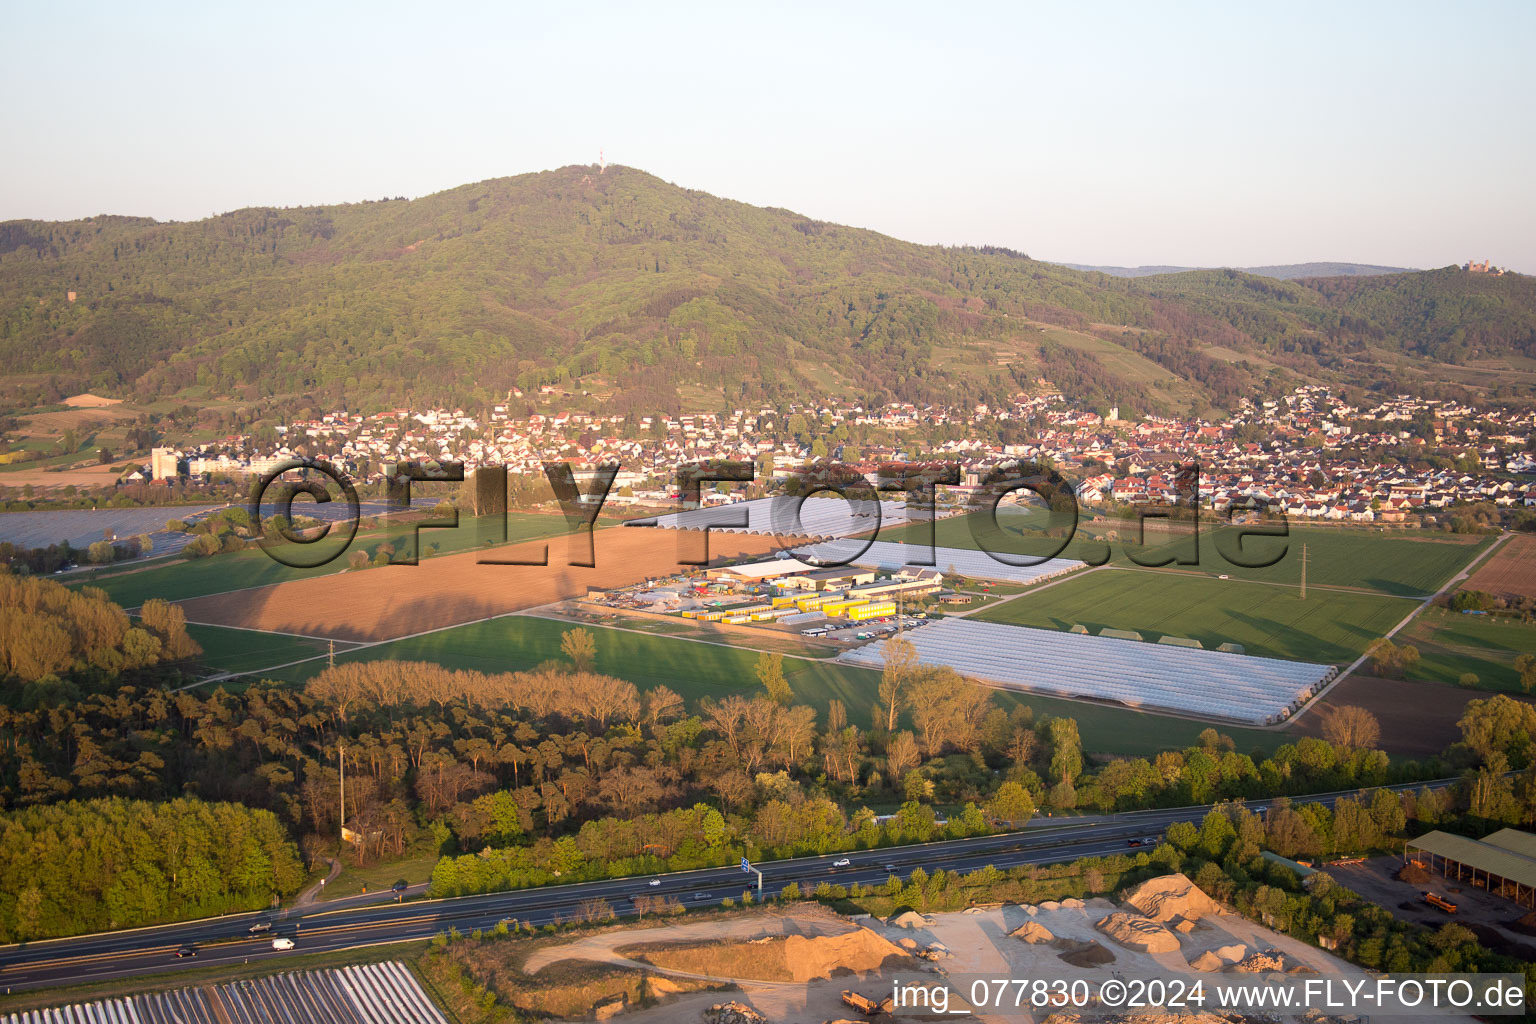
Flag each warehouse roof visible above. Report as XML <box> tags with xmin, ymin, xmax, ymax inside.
<box><xmin>1406</xmin><ymin>829</ymin><xmax>1536</xmax><ymax>890</ymax></box>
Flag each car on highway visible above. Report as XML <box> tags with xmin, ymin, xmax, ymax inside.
<box><xmin>173</xmin><ymin>946</ymin><xmax>197</xmax><ymax>958</ymax></box>
<box><xmin>1144</xmin><ymin>836</ymin><xmax>1161</xmax><ymax>845</ymax></box>
<box><xmin>832</xmin><ymin>857</ymin><xmax>852</xmax><ymax>868</ymax></box>
<box><xmin>392</xmin><ymin>880</ymin><xmax>409</xmax><ymax>893</ymax></box>
<box><xmin>883</xmin><ymin>863</ymin><xmax>899</xmax><ymax>873</ymax></box>
<box><xmin>692</xmin><ymin>891</ymin><xmax>712</xmax><ymax>901</ymax></box>
<box><xmin>271</xmin><ymin>937</ymin><xmax>295</xmax><ymax>951</ymax></box>
<box><xmin>1126</xmin><ymin>838</ymin><xmax>1143</xmax><ymax>847</ymax></box>
<box><xmin>648</xmin><ymin>878</ymin><xmax>662</xmax><ymax>886</ymax></box>
<box><xmin>248</xmin><ymin>921</ymin><xmax>271</xmax><ymax>933</ymax></box>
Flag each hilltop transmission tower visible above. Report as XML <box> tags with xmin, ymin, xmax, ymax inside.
<box><xmin>599</xmin><ymin>148</ymin><xmax>606</xmax><ymax>174</ymax></box>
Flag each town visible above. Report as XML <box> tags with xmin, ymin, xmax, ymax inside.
<box><xmin>138</xmin><ymin>385</ymin><xmax>1536</xmax><ymax>524</ymax></box>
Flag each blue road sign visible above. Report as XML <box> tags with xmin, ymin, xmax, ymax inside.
<box><xmin>741</xmin><ymin>857</ymin><xmax>750</xmax><ymax>872</ymax></box>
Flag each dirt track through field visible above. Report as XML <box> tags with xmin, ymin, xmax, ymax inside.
<box><xmin>1463</xmin><ymin>533</ymin><xmax>1536</xmax><ymax>600</ymax></box>
<box><xmin>177</xmin><ymin>527</ymin><xmax>798</xmax><ymax>642</ymax></box>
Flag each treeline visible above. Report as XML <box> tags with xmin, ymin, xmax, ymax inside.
<box><xmin>0</xmin><ymin>796</ymin><xmax>303</xmax><ymax>941</ymax></box>
<box><xmin>0</xmin><ymin>575</ymin><xmax>199</xmax><ymax>693</ymax></box>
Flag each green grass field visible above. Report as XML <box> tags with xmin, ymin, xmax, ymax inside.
<box><xmin>262</xmin><ymin>614</ymin><xmax>1277</xmax><ymax>757</ymax></box>
<box><xmin>183</xmin><ymin>623</ymin><xmax>338</xmax><ymax>675</ymax></box>
<box><xmin>973</xmin><ymin>567</ymin><xmax>1413</xmax><ymax>664</ymax></box>
<box><xmin>877</xmin><ymin>512</ymin><xmax>1487</xmax><ymax>598</ymax></box>
<box><xmin>77</xmin><ymin>511</ymin><xmax>588</xmax><ymax>608</ymax></box>
<box><xmin>1399</xmin><ymin>607</ymin><xmax>1536</xmax><ymax>692</ymax></box>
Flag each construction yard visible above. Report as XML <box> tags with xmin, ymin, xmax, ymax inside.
<box><xmin>418</xmin><ymin>874</ymin><xmax>1459</xmax><ymax>1024</ymax></box>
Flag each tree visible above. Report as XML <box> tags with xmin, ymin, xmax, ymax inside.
<box><xmin>878</xmin><ymin>636</ymin><xmax>917</xmax><ymax>733</ymax></box>
<box><xmin>1046</xmin><ymin>717</ymin><xmax>1083</xmax><ymax>784</ymax></box>
<box><xmin>560</xmin><ymin>628</ymin><xmax>596</xmax><ymax>673</ymax></box>
<box><xmin>885</xmin><ymin>731</ymin><xmax>920</xmax><ymax>779</ymax></box>
<box><xmin>1458</xmin><ymin>673</ymin><xmax>1480</xmax><ymax>689</ymax></box>
<box><xmin>1320</xmin><ymin>705</ymin><xmax>1381</xmax><ymax>750</ymax></box>
<box><xmin>755</xmin><ymin>652</ymin><xmax>791</xmax><ymax>704</ymax></box>
<box><xmin>1516</xmin><ymin>653</ymin><xmax>1536</xmax><ymax>694</ymax></box>
<box><xmin>987</xmin><ymin>780</ymin><xmax>1035</xmax><ymax>824</ymax></box>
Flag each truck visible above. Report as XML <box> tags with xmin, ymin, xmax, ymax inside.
<box><xmin>1423</xmin><ymin>892</ymin><xmax>1458</xmax><ymax>914</ymax></box>
<box><xmin>840</xmin><ymin>990</ymin><xmax>893</xmax><ymax>1016</ymax></box>
<box><xmin>271</xmin><ymin>936</ymin><xmax>295</xmax><ymax>950</ymax></box>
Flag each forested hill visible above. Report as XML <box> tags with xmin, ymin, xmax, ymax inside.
<box><xmin>1</xmin><ymin>165</ymin><xmax>1532</xmax><ymax>417</ymax></box>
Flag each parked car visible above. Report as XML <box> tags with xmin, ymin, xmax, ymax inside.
<box><xmin>271</xmin><ymin>937</ymin><xmax>295</xmax><ymax>951</ymax></box>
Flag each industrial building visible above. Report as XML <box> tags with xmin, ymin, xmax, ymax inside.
<box><xmin>1403</xmin><ymin>828</ymin><xmax>1536</xmax><ymax>909</ymax></box>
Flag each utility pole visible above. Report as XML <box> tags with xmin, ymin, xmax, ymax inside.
<box><xmin>1300</xmin><ymin>543</ymin><xmax>1308</xmax><ymax>601</ymax></box>
<box><xmin>327</xmin><ymin>639</ymin><xmax>335</xmax><ymax>671</ymax></box>
<box><xmin>338</xmin><ymin>746</ymin><xmax>346</xmax><ymax>847</ymax></box>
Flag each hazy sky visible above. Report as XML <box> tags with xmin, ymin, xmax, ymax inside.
<box><xmin>4</xmin><ymin>1</ymin><xmax>1533</xmax><ymax>271</ymax></box>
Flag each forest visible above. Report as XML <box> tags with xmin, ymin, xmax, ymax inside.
<box><xmin>3</xmin><ymin>166</ymin><xmax>1532</xmax><ymax>418</ymax></box>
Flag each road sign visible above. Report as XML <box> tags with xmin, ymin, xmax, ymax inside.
<box><xmin>741</xmin><ymin>857</ymin><xmax>750</xmax><ymax>872</ymax></box>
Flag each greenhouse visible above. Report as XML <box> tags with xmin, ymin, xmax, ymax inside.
<box><xmin>839</xmin><ymin>617</ymin><xmax>1335</xmax><ymax>725</ymax></box>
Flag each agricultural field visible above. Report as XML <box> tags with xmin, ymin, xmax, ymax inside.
<box><xmin>1397</xmin><ymin>606</ymin><xmax>1536</xmax><ymax>692</ymax></box>
<box><xmin>972</xmin><ymin>566</ymin><xmax>1414</xmax><ymax>665</ymax></box>
<box><xmin>182</xmin><ymin>623</ymin><xmax>342</xmax><ymax>677</ymax></box>
<box><xmin>175</xmin><ymin>528</ymin><xmax>790</xmax><ymax>642</ymax></box>
<box><xmin>264</xmin><ymin>614</ymin><xmax>1277</xmax><ymax>757</ymax></box>
<box><xmin>1461</xmin><ymin>533</ymin><xmax>1536</xmax><ymax>600</ymax></box>
<box><xmin>877</xmin><ymin>512</ymin><xmax>1488</xmax><ymax>598</ymax></box>
<box><xmin>74</xmin><ymin>510</ymin><xmax>589</xmax><ymax>609</ymax></box>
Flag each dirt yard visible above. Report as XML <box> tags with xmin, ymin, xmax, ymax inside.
<box><xmin>1462</xmin><ymin>534</ymin><xmax>1536</xmax><ymax>600</ymax></box>
<box><xmin>1322</xmin><ymin>856</ymin><xmax>1536</xmax><ymax>962</ymax></box>
<box><xmin>1289</xmin><ymin>674</ymin><xmax>1536</xmax><ymax>757</ymax></box>
<box><xmin>512</xmin><ymin>876</ymin><xmax>1468</xmax><ymax>1024</ymax></box>
<box><xmin>177</xmin><ymin>527</ymin><xmax>799</xmax><ymax>642</ymax></box>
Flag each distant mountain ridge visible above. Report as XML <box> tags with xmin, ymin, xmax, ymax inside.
<box><xmin>1056</xmin><ymin>262</ymin><xmax>1414</xmax><ymax>280</ymax></box>
<box><xmin>1</xmin><ymin>166</ymin><xmax>1532</xmax><ymax>419</ymax></box>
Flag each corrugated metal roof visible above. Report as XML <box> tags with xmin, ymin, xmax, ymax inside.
<box><xmin>1482</xmin><ymin>828</ymin><xmax>1536</xmax><ymax>862</ymax></box>
<box><xmin>1407</xmin><ymin>830</ymin><xmax>1536</xmax><ymax>889</ymax></box>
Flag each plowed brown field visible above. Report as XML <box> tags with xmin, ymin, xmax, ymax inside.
<box><xmin>1462</xmin><ymin>534</ymin><xmax>1536</xmax><ymax>600</ymax></box>
<box><xmin>177</xmin><ymin>527</ymin><xmax>796</xmax><ymax>642</ymax></box>
<box><xmin>1293</xmin><ymin>673</ymin><xmax>1536</xmax><ymax>757</ymax></box>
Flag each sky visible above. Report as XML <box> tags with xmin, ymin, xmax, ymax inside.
<box><xmin>3</xmin><ymin>1</ymin><xmax>1533</xmax><ymax>271</ymax></box>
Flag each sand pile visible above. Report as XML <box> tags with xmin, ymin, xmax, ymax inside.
<box><xmin>1396</xmin><ymin>861</ymin><xmax>1432</xmax><ymax>885</ymax></box>
<box><xmin>1011</xmin><ymin>921</ymin><xmax>1056</xmax><ymax>944</ymax></box>
<box><xmin>1188</xmin><ymin>950</ymin><xmax>1225</xmax><ymax>972</ymax></box>
<box><xmin>1058</xmin><ymin>940</ymin><xmax>1116</xmax><ymax>967</ymax></box>
<box><xmin>1060</xmin><ymin>897</ymin><xmax>1086</xmax><ymax>909</ymax></box>
<box><xmin>888</xmin><ymin>910</ymin><xmax>928</xmax><ymax>929</ymax></box>
<box><xmin>783</xmin><ymin>929</ymin><xmax>912</xmax><ymax>982</ymax></box>
<box><xmin>1121</xmin><ymin>873</ymin><xmax>1222</xmax><ymax>922</ymax></box>
<box><xmin>1096</xmin><ymin>912</ymin><xmax>1180</xmax><ymax>953</ymax></box>
<box><xmin>1214</xmin><ymin>943</ymin><xmax>1247</xmax><ymax>963</ymax></box>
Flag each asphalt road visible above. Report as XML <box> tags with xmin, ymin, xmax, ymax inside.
<box><xmin>0</xmin><ymin>778</ymin><xmax>1454</xmax><ymax>995</ymax></box>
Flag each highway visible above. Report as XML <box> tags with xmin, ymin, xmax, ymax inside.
<box><xmin>0</xmin><ymin>778</ymin><xmax>1453</xmax><ymax>995</ymax></box>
